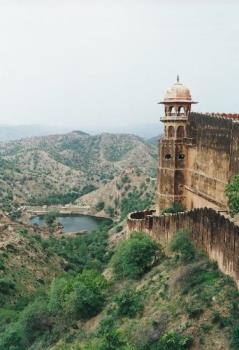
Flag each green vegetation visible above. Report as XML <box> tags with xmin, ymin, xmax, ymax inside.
<box><xmin>170</xmin><ymin>230</ymin><xmax>196</xmax><ymax>262</ymax></box>
<box><xmin>225</xmin><ymin>175</ymin><xmax>239</xmax><ymax>215</ymax></box>
<box><xmin>96</xmin><ymin>201</ymin><xmax>105</xmax><ymax>211</ymax></box>
<box><xmin>49</xmin><ymin>270</ymin><xmax>108</xmax><ymax>321</ymax></box>
<box><xmin>42</xmin><ymin>224</ymin><xmax>111</xmax><ymax>273</ymax></box>
<box><xmin>162</xmin><ymin>202</ymin><xmax>185</xmax><ymax>214</ymax></box>
<box><xmin>115</xmin><ymin>288</ymin><xmax>144</xmax><ymax>318</ymax></box>
<box><xmin>44</xmin><ymin>210</ymin><xmax>59</xmax><ymax>226</ymax></box>
<box><xmin>154</xmin><ymin>332</ymin><xmax>192</xmax><ymax>350</ymax></box>
<box><xmin>0</xmin><ymin>224</ymin><xmax>238</xmax><ymax>350</ymax></box>
<box><xmin>120</xmin><ymin>189</ymin><xmax>154</xmax><ymax>219</ymax></box>
<box><xmin>111</xmin><ymin>232</ymin><xmax>162</xmax><ymax>279</ymax></box>
<box><xmin>28</xmin><ymin>185</ymin><xmax>97</xmax><ymax>206</ymax></box>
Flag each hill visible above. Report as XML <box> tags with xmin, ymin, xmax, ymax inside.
<box><xmin>0</xmin><ymin>124</ymin><xmax>70</xmax><ymax>142</ymax></box>
<box><xmin>0</xmin><ymin>224</ymin><xmax>238</xmax><ymax>350</ymax></box>
<box><xmin>0</xmin><ymin>131</ymin><xmax>157</xmax><ymax>217</ymax></box>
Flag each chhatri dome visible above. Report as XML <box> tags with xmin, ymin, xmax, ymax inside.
<box><xmin>162</xmin><ymin>75</ymin><xmax>195</xmax><ymax>103</ymax></box>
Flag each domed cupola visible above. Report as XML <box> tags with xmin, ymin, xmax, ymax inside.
<box><xmin>159</xmin><ymin>76</ymin><xmax>197</xmax><ymax>117</ymax></box>
<box><xmin>164</xmin><ymin>76</ymin><xmax>192</xmax><ymax>102</ymax></box>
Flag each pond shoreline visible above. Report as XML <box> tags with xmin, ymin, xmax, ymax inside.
<box><xmin>27</xmin><ymin>210</ymin><xmax>113</xmax><ymax>234</ymax></box>
<box><xmin>22</xmin><ymin>205</ymin><xmax>113</xmax><ymax>221</ymax></box>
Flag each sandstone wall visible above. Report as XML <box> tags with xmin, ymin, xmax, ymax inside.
<box><xmin>185</xmin><ymin>114</ymin><xmax>239</xmax><ymax>210</ymax></box>
<box><xmin>127</xmin><ymin>208</ymin><xmax>239</xmax><ymax>288</ymax></box>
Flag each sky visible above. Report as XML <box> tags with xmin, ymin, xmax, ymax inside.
<box><xmin>0</xmin><ymin>0</ymin><xmax>238</xmax><ymax>132</ymax></box>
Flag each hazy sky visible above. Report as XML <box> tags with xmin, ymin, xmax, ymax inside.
<box><xmin>0</xmin><ymin>0</ymin><xmax>238</xmax><ymax>131</ymax></box>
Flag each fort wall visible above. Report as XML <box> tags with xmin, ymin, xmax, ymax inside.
<box><xmin>127</xmin><ymin>208</ymin><xmax>239</xmax><ymax>288</ymax></box>
<box><xmin>184</xmin><ymin>113</ymin><xmax>239</xmax><ymax>210</ymax></box>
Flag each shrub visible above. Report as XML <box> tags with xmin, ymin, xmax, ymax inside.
<box><xmin>0</xmin><ymin>278</ymin><xmax>16</xmax><ymax>295</ymax></box>
<box><xmin>115</xmin><ymin>288</ymin><xmax>143</xmax><ymax>318</ymax></box>
<box><xmin>111</xmin><ymin>232</ymin><xmax>162</xmax><ymax>279</ymax></box>
<box><xmin>96</xmin><ymin>317</ymin><xmax>133</xmax><ymax>350</ymax></box>
<box><xmin>44</xmin><ymin>210</ymin><xmax>59</xmax><ymax>226</ymax></box>
<box><xmin>20</xmin><ymin>297</ymin><xmax>52</xmax><ymax>346</ymax></box>
<box><xmin>120</xmin><ymin>190</ymin><xmax>153</xmax><ymax>219</ymax></box>
<box><xmin>186</xmin><ymin>305</ymin><xmax>203</xmax><ymax>319</ymax></box>
<box><xmin>96</xmin><ymin>201</ymin><xmax>105</xmax><ymax>211</ymax></box>
<box><xmin>64</xmin><ymin>270</ymin><xmax>108</xmax><ymax>320</ymax></box>
<box><xmin>170</xmin><ymin>230</ymin><xmax>196</xmax><ymax>262</ymax></box>
<box><xmin>211</xmin><ymin>311</ymin><xmax>229</xmax><ymax>328</ymax></box>
<box><xmin>225</xmin><ymin>175</ymin><xmax>239</xmax><ymax>215</ymax></box>
<box><xmin>44</xmin><ymin>224</ymin><xmax>110</xmax><ymax>272</ymax></box>
<box><xmin>231</xmin><ymin>325</ymin><xmax>239</xmax><ymax>349</ymax></box>
<box><xmin>155</xmin><ymin>331</ymin><xmax>192</xmax><ymax>350</ymax></box>
<box><xmin>0</xmin><ymin>323</ymin><xmax>24</xmax><ymax>350</ymax></box>
<box><xmin>48</xmin><ymin>277</ymin><xmax>69</xmax><ymax>316</ymax></box>
<box><xmin>105</xmin><ymin>206</ymin><xmax>114</xmax><ymax>217</ymax></box>
<box><xmin>162</xmin><ymin>202</ymin><xmax>185</xmax><ymax>214</ymax></box>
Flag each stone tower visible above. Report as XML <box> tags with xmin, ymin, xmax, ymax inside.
<box><xmin>157</xmin><ymin>76</ymin><xmax>197</xmax><ymax>214</ymax></box>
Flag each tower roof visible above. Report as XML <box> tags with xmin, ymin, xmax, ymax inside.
<box><xmin>159</xmin><ymin>76</ymin><xmax>197</xmax><ymax>104</ymax></box>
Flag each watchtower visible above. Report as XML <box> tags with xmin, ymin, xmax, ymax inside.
<box><xmin>157</xmin><ymin>76</ymin><xmax>197</xmax><ymax>213</ymax></box>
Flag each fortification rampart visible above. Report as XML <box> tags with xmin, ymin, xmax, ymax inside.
<box><xmin>127</xmin><ymin>208</ymin><xmax>239</xmax><ymax>288</ymax></box>
<box><xmin>183</xmin><ymin>113</ymin><xmax>239</xmax><ymax>210</ymax></box>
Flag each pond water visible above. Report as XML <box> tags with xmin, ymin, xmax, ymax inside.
<box><xmin>29</xmin><ymin>214</ymin><xmax>111</xmax><ymax>233</ymax></box>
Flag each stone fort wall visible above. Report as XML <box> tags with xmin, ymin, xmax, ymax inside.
<box><xmin>184</xmin><ymin>113</ymin><xmax>239</xmax><ymax>210</ymax></box>
<box><xmin>127</xmin><ymin>208</ymin><xmax>239</xmax><ymax>288</ymax></box>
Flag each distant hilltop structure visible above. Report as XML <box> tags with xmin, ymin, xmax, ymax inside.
<box><xmin>157</xmin><ymin>76</ymin><xmax>239</xmax><ymax>213</ymax></box>
<box><xmin>127</xmin><ymin>77</ymin><xmax>239</xmax><ymax>288</ymax></box>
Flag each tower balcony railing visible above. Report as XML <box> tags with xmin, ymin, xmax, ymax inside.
<box><xmin>160</xmin><ymin>115</ymin><xmax>188</xmax><ymax>121</ymax></box>
<box><xmin>166</xmin><ymin>112</ymin><xmax>187</xmax><ymax>116</ymax></box>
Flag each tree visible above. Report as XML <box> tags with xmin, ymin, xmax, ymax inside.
<box><xmin>225</xmin><ymin>175</ymin><xmax>239</xmax><ymax>215</ymax></box>
<box><xmin>63</xmin><ymin>270</ymin><xmax>108</xmax><ymax>320</ymax></box>
<box><xmin>44</xmin><ymin>210</ymin><xmax>59</xmax><ymax>226</ymax></box>
<box><xmin>115</xmin><ymin>288</ymin><xmax>143</xmax><ymax>318</ymax></box>
<box><xmin>170</xmin><ymin>230</ymin><xmax>196</xmax><ymax>262</ymax></box>
<box><xmin>111</xmin><ymin>232</ymin><xmax>162</xmax><ymax>279</ymax></box>
<box><xmin>96</xmin><ymin>201</ymin><xmax>105</xmax><ymax>212</ymax></box>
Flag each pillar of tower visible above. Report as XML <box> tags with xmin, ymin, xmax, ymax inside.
<box><xmin>156</xmin><ymin>77</ymin><xmax>197</xmax><ymax>214</ymax></box>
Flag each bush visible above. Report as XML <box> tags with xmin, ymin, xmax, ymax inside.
<box><xmin>0</xmin><ymin>278</ymin><xmax>16</xmax><ymax>295</ymax></box>
<box><xmin>44</xmin><ymin>224</ymin><xmax>110</xmax><ymax>272</ymax></box>
<box><xmin>154</xmin><ymin>331</ymin><xmax>192</xmax><ymax>350</ymax></box>
<box><xmin>44</xmin><ymin>210</ymin><xmax>59</xmax><ymax>226</ymax></box>
<box><xmin>120</xmin><ymin>190</ymin><xmax>153</xmax><ymax>219</ymax></box>
<box><xmin>96</xmin><ymin>317</ymin><xmax>133</xmax><ymax>350</ymax></box>
<box><xmin>225</xmin><ymin>175</ymin><xmax>239</xmax><ymax>215</ymax></box>
<box><xmin>105</xmin><ymin>206</ymin><xmax>114</xmax><ymax>217</ymax></box>
<box><xmin>111</xmin><ymin>232</ymin><xmax>162</xmax><ymax>279</ymax></box>
<box><xmin>231</xmin><ymin>325</ymin><xmax>239</xmax><ymax>349</ymax></box>
<box><xmin>115</xmin><ymin>288</ymin><xmax>143</xmax><ymax>318</ymax></box>
<box><xmin>63</xmin><ymin>270</ymin><xmax>108</xmax><ymax>320</ymax></box>
<box><xmin>162</xmin><ymin>202</ymin><xmax>185</xmax><ymax>214</ymax></box>
<box><xmin>48</xmin><ymin>277</ymin><xmax>69</xmax><ymax>316</ymax></box>
<box><xmin>20</xmin><ymin>297</ymin><xmax>52</xmax><ymax>345</ymax></box>
<box><xmin>96</xmin><ymin>201</ymin><xmax>105</xmax><ymax>211</ymax></box>
<box><xmin>0</xmin><ymin>323</ymin><xmax>24</xmax><ymax>350</ymax></box>
<box><xmin>170</xmin><ymin>230</ymin><xmax>196</xmax><ymax>262</ymax></box>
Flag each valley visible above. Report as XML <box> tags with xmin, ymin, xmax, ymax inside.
<box><xmin>0</xmin><ymin>130</ymin><xmax>157</xmax><ymax>220</ymax></box>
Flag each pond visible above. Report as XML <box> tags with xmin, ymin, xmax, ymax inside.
<box><xmin>29</xmin><ymin>214</ymin><xmax>111</xmax><ymax>233</ymax></box>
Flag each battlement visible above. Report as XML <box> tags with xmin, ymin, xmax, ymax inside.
<box><xmin>127</xmin><ymin>208</ymin><xmax>239</xmax><ymax>288</ymax></box>
<box><xmin>206</xmin><ymin>112</ymin><xmax>239</xmax><ymax>121</ymax></box>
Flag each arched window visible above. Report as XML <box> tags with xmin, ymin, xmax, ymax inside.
<box><xmin>178</xmin><ymin>154</ymin><xmax>185</xmax><ymax>160</ymax></box>
<box><xmin>168</xmin><ymin>106</ymin><xmax>176</xmax><ymax>115</ymax></box>
<box><xmin>165</xmin><ymin>154</ymin><xmax>172</xmax><ymax>160</ymax></box>
<box><xmin>178</xmin><ymin>106</ymin><xmax>185</xmax><ymax>115</ymax></box>
<box><xmin>177</xmin><ymin>126</ymin><xmax>185</xmax><ymax>138</ymax></box>
<box><xmin>168</xmin><ymin>126</ymin><xmax>175</xmax><ymax>138</ymax></box>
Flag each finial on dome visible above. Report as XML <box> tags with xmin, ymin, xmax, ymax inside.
<box><xmin>177</xmin><ymin>74</ymin><xmax>180</xmax><ymax>83</ymax></box>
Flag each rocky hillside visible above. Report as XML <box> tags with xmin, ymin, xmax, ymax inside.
<box><xmin>0</xmin><ymin>131</ymin><xmax>157</xmax><ymax>213</ymax></box>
